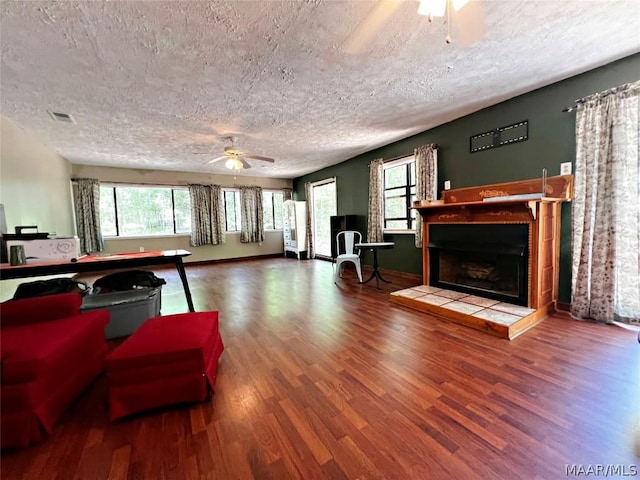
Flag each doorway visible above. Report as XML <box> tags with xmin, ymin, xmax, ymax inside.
<box><xmin>311</xmin><ymin>179</ymin><xmax>337</xmax><ymax>259</ymax></box>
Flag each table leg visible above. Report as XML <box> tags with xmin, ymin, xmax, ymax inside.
<box><xmin>359</xmin><ymin>249</ymin><xmax>392</xmax><ymax>288</ymax></box>
<box><xmin>372</xmin><ymin>249</ymin><xmax>391</xmax><ymax>287</ymax></box>
<box><xmin>375</xmin><ymin>265</ymin><xmax>391</xmax><ymax>285</ymax></box>
<box><xmin>175</xmin><ymin>258</ymin><xmax>195</xmax><ymax>312</ymax></box>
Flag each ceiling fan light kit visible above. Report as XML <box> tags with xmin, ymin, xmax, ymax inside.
<box><xmin>225</xmin><ymin>157</ymin><xmax>244</xmax><ymax>171</ymax></box>
<box><xmin>417</xmin><ymin>0</ymin><xmax>469</xmax><ymax>17</ymax></box>
<box><xmin>417</xmin><ymin>0</ymin><xmax>445</xmax><ymax>17</ymax></box>
<box><xmin>451</xmin><ymin>0</ymin><xmax>470</xmax><ymax>12</ymax></box>
<box><xmin>197</xmin><ymin>136</ymin><xmax>275</xmax><ymax>171</ymax></box>
<box><xmin>417</xmin><ymin>0</ymin><xmax>472</xmax><ymax>44</ymax></box>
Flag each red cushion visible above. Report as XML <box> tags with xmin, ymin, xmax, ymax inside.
<box><xmin>0</xmin><ymin>293</ymin><xmax>83</xmax><ymax>328</ymax></box>
<box><xmin>1</xmin><ymin>307</ymin><xmax>110</xmax><ymax>447</ymax></box>
<box><xmin>105</xmin><ymin>311</ymin><xmax>224</xmax><ymax>420</ymax></box>
<box><xmin>107</xmin><ymin>312</ymin><xmax>219</xmax><ymax>372</ymax></box>
<box><xmin>1</xmin><ymin>311</ymin><xmax>109</xmax><ymax>384</ymax></box>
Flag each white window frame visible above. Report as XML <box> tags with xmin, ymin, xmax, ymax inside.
<box><xmin>383</xmin><ymin>156</ymin><xmax>416</xmax><ymax>234</ymax></box>
<box><xmin>308</xmin><ymin>177</ymin><xmax>337</xmax><ymax>258</ymax></box>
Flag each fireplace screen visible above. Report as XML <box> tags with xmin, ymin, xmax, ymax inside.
<box><xmin>429</xmin><ymin>224</ymin><xmax>528</xmax><ymax>305</ymax></box>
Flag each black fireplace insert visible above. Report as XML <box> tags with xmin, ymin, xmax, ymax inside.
<box><xmin>428</xmin><ymin>224</ymin><xmax>529</xmax><ymax>306</ymax></box>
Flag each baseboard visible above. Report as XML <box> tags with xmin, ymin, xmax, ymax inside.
<box><xmin>553</xmin><ymin>301</ymin><xmax>573</xmax><ymax>319</ymax></box>
<box><xmin>186</xmin><ymin>253</ymin><xmax>283</xmax><ymax>266</ymax></box>
<box><xmin>186</xmin><ymin>255</ymin><xmax>423</xmax><ymax>284</ymax></box>
<box><xmin>340</xmin><ymin>263</ymin><xmax>422</xmax><ymax>283</ymax></box>
<box><xmin>375</xmin><ymin>267</ymin><xmax>422</xmax><ymax>283</ymax></box>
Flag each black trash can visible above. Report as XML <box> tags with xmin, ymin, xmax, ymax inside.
<box><xmin>81</xmin><ymin>287</ymin><xmax>161</xmax><ymax>339</ymax></box>
<box><xmin>82</xmin><ymin>270</ymin><xmax>165</xmax><ymax>339</ymax></box>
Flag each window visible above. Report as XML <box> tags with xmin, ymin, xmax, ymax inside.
<box><xmin>383</xmin><ymin>157</ymin><xmax>416</xmax><ymax>231</ymax></box>
<box><xmin>99</xmin><ymin>185</ymin><xmax>191</xmax><ymax>237</ymax></box>
<box><xmin>224</xmin><ymin>189</ymin><xmax>242</xmax><ymax>232</ymax></box>
<box><xmin>310</xmin><ymin>179</ymin><xmax>337</xmax><ymax>258</ymax></box>
<box><xmin>224</xmin><ymin>188</ymin><xmax>285</xmax><ymax>232</ymax></box>
<box><xmin>263</xmin><ymin>190</ymin><xmax>284</xmax><ymax>230</ymax></box>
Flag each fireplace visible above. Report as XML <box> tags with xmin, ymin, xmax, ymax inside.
<box><xmin>392</xmin><ymin>175</ymin><xmax>572</xmax><ymax>338</ymax></box>
<box><xmin>428</xmin><ymin>224</ymin><xmax>529</xmax><ymax>306</ymax></box>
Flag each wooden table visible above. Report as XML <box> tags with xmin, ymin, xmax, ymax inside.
<box><xmin>355</xmin><ymin>242</ymin><xmax>395</xmax><ymax>288</ymax></box>
<box><xmin>0</xmin><ymin>249</ymin><xmax>196</xmax><ymax>312</ymax></box>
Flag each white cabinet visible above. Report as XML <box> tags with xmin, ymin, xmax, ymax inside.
<box><xmin>283</xmin><ymin>200</ymin><xmax>307</xmax><ymax>259</ymax></box>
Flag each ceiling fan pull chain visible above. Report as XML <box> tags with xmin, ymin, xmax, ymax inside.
<box><xmin>446</xmin><ymin>0</ymin><xmax>453</xmax><ymax>44</ymax></box>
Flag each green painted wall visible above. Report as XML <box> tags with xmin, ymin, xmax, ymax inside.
<box><xmin>294</xmin><ymin>53</ymin><xmax>640</xmax><ymax>302</ymax></box>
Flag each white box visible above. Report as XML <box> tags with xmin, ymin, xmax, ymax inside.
<box><xmin>6</xmin><ymin>237</ymin><xmax>81</xmax><ymax>261</ymax></box>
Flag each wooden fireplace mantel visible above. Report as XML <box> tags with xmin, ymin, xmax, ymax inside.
<box><xmin>415</xmin><ymin>197</ymin><xmax>563</xmax><ymax>223</ymax></box>
<box><xmin>411</xmin><ymin>175</ymin><xmax>573</xmax><ymax>326</ymax></box>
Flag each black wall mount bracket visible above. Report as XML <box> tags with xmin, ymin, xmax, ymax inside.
<box><xmin>470</xmin><ymin>120</ymin><xmax>528</xmax><ymax>153</ymax></box>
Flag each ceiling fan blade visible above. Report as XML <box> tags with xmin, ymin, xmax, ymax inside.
<box><xmin>451</xmin><ymin>0</ymin><xmax>485</xmax><ymax>47</ymax></box>
<box><xmin>243</xmin><ymin>154</ymin><xmax>275</xmax><ymax>163</ymax></box>
<box><xmin>205</xmin><ymin>156</ymin><xmax>228</xmax><ymax>164</ymax></box>
<box><xmin>239</xmin><ymin>157</ymin><xmax>252</xmax><ymax>169</ymax></box>
<box><xmin>342</xmin><ymin>0</ymin><xmax>403</xmax><ymax>54</ymax></box>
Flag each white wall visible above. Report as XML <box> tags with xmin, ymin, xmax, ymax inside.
<box><xmin>71</xmin><ymin>165</ymin><xmax>292</xmax><ymax>262</ymax></box>
<box><xmin>0</xmin><ymin>115</ymin><xmax>75</xmax><ymax>300</ymax></box>
<box><xmin>0</xmin><ymin>115</ymin><xmax>75</xmax><ymax>236</ymax></box>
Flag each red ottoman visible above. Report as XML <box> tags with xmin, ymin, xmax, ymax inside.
<box><xmin>105</xmin><ymin>311</ymin><xmax>224</xmax><ymax>421</ymax></box>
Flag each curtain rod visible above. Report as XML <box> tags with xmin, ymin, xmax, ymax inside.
<box><xmin>78</xmin><ymin>179</ymin><xmax>288</xmax><ymax>191</ymax></box>
<box><xmin>368</xmin><ymin>144</ymin><xmax>439</xmax><ymax>167</ymax></box>
<box><xmin>306</xmin><ymin>176</ymin><xmax>336</xmax><ymax>187</ymax></box>
<box><xmin>80</xmin><ymin>179</ymin><xmax>188</xmax><ymax>188</ymax></box>
<box><xmin>562</xmin><ymin>81</ymin><xmax>638</xmax><ymax>112</ymax></box>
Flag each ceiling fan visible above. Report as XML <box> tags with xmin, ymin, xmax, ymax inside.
<box><xmin>342</xmin><ymin>0</ymin><xmax>484</xmax><ymax>54</ymax></box>
<box><xmin>196</xmin><ymin>136</ymin><xmax>275</xmax><ymax>171</ymax></box>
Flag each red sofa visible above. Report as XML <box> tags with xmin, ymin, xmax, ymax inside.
<box><xmin>1</xmin><ymin>293</ymin><xmax>109</xmax><ymax>448</ymax></box>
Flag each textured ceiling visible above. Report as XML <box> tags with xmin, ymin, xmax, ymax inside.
<box><xmin>1</xmin><ymin>1</ymin><xmax>639</xmax><ymax>178</ymax></box>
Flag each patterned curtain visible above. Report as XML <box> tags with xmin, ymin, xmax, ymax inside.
<box><xmin>414</xmin><ymin>145</ymin><xmax>438</xmax><ymax>248</ymax></box>
<box><xmin>188</xmin><ymin>184</ymin><xmax>225</xmax><ymax>246</ymax></box>
<box><xmin>239</xmin><ymin>186</ymin><xmax>264</xmax><ymax>243</ymax></box>
<box><xmin>282</xmin><ymin>188</ymin><xmax>293</xmax><ymax>201</ymax></box>
<box><xmin>367</xmin><ymin>158</ymin><xmax>384</xmax><ymax>242</ymax></box>
<box><xmin>71</xmin><ymin>178</ymin><xmax>104</xmax><ymax>254</ymax></box>
<box><xmin>571</xmin><ymin>80</ymin><xmax>640</xmax><ymax>324</ymax></box>
<box><xmin>304</xmin><ymin>182</ymin><xmax>314</xmax><ymax>258</ymax></box>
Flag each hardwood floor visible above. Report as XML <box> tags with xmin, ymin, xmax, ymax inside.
<box><xmin>2</xmin><ymin>258</ymin><xmax>639</xmax><ymax>479</ymax></box>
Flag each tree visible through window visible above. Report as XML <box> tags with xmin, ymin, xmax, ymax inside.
<box><xmin>224</xmin><ymin>190</ymin><xmax>241</xmax><ymax>232</ymax></box>
<box><xmin>99</xmin><ymin>185</ymin><xmax>191</xmax><ymax>237</ymax></box>
<box><xmin>100</xmin><ymin>185</ymin><xmax>286</xmax><ymax>237</ymax></box>
<box><xmin>225</xmin><ymin>189</ymin><xmax>285</xmax><ymax>232</ymax></box>
<box><xmin>384</xmin><ymin>159</ymin><xmax>416</xmax><ymax>231</ymax></box>
<box><xmin>312</xmin><ymin>180</ymin><xmax>337</xmax><ymax>257</ymax></box>
<box><xmin>173</xmin><ymin>190</ymin><xmax>191</xmax><ymax>233</ymax></box>
<box><xmin>263</xmin><ymin>191</ymin><xmax>284</xmax><ymax>230</ymax></box>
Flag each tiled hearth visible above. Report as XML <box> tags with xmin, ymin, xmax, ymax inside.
<box><xmin>390</xmin><ymin>285</ymin><xmax>543</xmax><ymax>339</ymax></box>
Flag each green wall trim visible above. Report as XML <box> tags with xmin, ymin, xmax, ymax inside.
<box><xmin>294</xmin><ymin>53</ymin><xmax>640</xmax><ymax>302</ymax></box>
